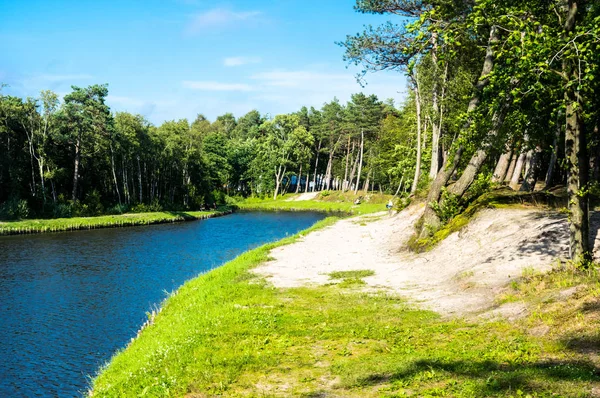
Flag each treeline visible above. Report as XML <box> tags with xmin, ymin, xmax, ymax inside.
<box><xmin>341</xmin><ymin>0</ymin><xmax>600</xmax><ymax>264</ymax></box>
<box><xmin>0</xmin><ymin>84</ymin><xmax>422</xmax><ymax>220</ymax></box>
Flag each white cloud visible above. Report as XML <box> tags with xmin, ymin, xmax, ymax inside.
<box><xmin>187</xmin><ymin>8</ymin><xmax>261</xmax><ymax>33</ymax></box>
<box><xmin>223</xmin><ymin>56</ymin><xmax>262</xmax><ymax>67</ymax></box>
<box><xmin>182</xmin><ymin>80</ymin><xmax>253</xmax><ymax>91</ymax></box>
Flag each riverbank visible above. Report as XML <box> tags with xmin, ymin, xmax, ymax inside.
<box><xmin>0</xmin><ymin>209</ymin><xmax>231</xmax><ymax>236</ymax></box>
<box><xmin>237</xmin><ymin>191</ymin><xmax>392</xmax><ymax>215</ymax></box>
<box><xmin>91</xmin><ymin>206</ymin><xmax>600</xmax><ymax>396</ymax></box>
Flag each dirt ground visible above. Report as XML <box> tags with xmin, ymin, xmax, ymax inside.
<box><xmin>255</xmin><ymin>204</ymin><xmax>600</xmax><ymax>317</ymax></box>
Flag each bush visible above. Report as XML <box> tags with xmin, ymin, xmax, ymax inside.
<box><xmin>463</xmin><ymin>172</ymin><xmax>492</xmax><ymax>203</ymax></box>
<box><xmin>130</xmin><ymin>200</ymin><xmax>163</xmax><ymax>213</ymax></box>
<box><xmin>52</xmin><ymin>203</ymin><xmax>73</xmax><ymax>218</ymax></box>
<box><xmin>0</xmin><ymin>198</ymin><xmax>30</xmax><ymax>220</ymax></box>
<box><xmin>81</xmin><ymin>190</ymin><xmax>104</xmax><ymax>216</ymax></box>
<box><xmin>431</xmin><ymin>188</ymin><xmax>462</xmax><ymax>224</ymax></box>
<box><xmin>106</xmin><ymin>203</ymin><xmax>129</xmax><ymax>215</ymax></box>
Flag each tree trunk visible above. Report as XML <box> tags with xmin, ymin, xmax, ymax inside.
<box><xmin>137</xmin><ymin>156</ymin><xmax>143</xmax><ymax>203</ymax></box>
<box><xmin>312</xmin><ymin>140</ymin><xmax>322</xmax><ymax>192</ymax></box>
<box><xmin>110</xmin><ymin>143</ymin><xmax>122</xmax><ymax>205</ymax></box>
<box><xmin>419</xmin><ymin>146</ymin><xmax>464</xmax><ymax>239</ymax></box>
<box><xmin>411</xmin><ymin>75</ymin><xmax>423</xmax><ymax>195</ymax></box>
<box><xmin>38</xmin><ymin>158</ymin><xmax>46</xmax><ymax>204</ymax></box>
<box><xmin>563</xmin><ymin>0</ymin><xmax>590</xmax><ymax>263</ymax></box>
<box><xmin>545</xmin><ymin>123</ymin><xmax>562</xmax><ymax>188</ymax></box>
<box><xmin>431</xmin><ymin>61</ymin><xmax>448</xmax><ymax>178</ymax></box>
<box><xmin>418</xmin><ymin>26</ymin><xmax>498</xmax><ymax>237</ymax></box>
<box><xmin>324</xmin><ymin>150</ymin><xmax>334</xmax><ymax>190</ymax></box>
<box><xmin>509</xmin><ymin>152</ymin><xmax>527</xmax><ymax>190</ymax></box>
<box><xmin>492</xmin><ymin>150</ymin><xmax>512</xmax><ymax>183</ymax></box>
<box><xmin>363</xmin><ymin>170</ymin><xmax>371</xmax><ymax>193</ymax></box>
<box><xmin>354</xmin><ymin>130</ymin><xmax>365</xmax><ymax>195</ymax></box>
<box><xmin>520</xmin><ymin>146</ymin><xmax>542</xmax><ymax>192</ymax></box>
<box><xmin>71</xmin><ymin>133</ymin><xmax>81</xmax><ymax>202</ymax></box>
<box><xmin>304</xmin><ymin>165</ymin><xmax>310</xmax><ymax>193</ymax></box>
<box><xmin>274</xmin><ymin>165</ymin><xmax>287</xmax><ymax>200</ymax></box>
<box><xmin>348</xmin><ymin>145</ymin><xmax>359</xmax><ymax>191</ymax></box>
<box><xmin>393</xmin><ymin>175</ymin><xmax>404</xmax><ymax>198</ymax></box>
<box><xmin>448</xmin><ymin>89</ymin><xmax>511</xmax><ymax>196</ymax></box>
<box><xmin>48</xmin><ymin>165</ymin><xmax>57</xmax><ymax>204</ymax></box>
<box><xmin>504</xmin><ymin>152</ymin><xmax>518</xmax><ymax>183</ymax></box>
<box><xmin>343</xmin><ymin>135</ymin><xmax>351</xmax><ymax>191</ymax></box>
<box><xmin>295</xmin><ymin>164</ymin><xmax>302</xmax><ymax>194</ymax></box>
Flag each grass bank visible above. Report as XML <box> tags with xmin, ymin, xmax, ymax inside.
<box><xmin>0</xmin><ymin>209</ymin><xmax>231</xmax><ymax>236</ymax></box>
<box><xmin>237</xmin><ymin>191</ymin><xmax>392</xmax><ymax>215</ymax></box>
<box><xmin>91</xmin><ymin>215</ymin><xmax>599</xmax><ymax>397</ymax></box>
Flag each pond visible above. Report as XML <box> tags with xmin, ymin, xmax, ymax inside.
<box><xmin>0</xmin><ymin>211</ymin><xmax>325</xmax><ymax>397</ymax></box>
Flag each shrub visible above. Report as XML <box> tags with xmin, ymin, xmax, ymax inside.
<box><xmin>52</xmin><ymin>203</ymin><xmax>73</xmax><ymax>218</ymax></box>
<box><xmin>106</xmin><ymin>203</ymin><xmax>129</xmax><ymax>215</ymax></box>
<box><xmin>0</xmin><ymin>198</ymin><xmax>30</xmax><ymax>220</ymax></box>
<box><xmin>431</xmin><ymin>188</ymin><xmax>462</xmax><ymax>224</ymax></box>
<box><xmin>463</xmin><ymin>172</ymin><xmax>492</xmax><ymax>203</ymax></box>
<box><xmin>130</xmin><ymin>200</ymin><xmax>163</xmax><ymax>213</ymax></box>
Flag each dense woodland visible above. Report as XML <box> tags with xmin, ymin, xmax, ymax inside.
<box><xmin>2</xmin><ymin>0</ymin><xmax>600</xmax><ymax>264</ymax></box>
<box><xmin>0</xmin><ymin>85</ymin><xmax>416</xmax><ymax>217</ymax></box>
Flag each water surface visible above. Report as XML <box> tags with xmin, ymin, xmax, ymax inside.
<box><xmin>0</xmin><ymin>211</ymin><xmax>325</xmax><ymax>397</ymax></box>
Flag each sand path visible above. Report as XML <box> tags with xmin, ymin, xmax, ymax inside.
<box><xmin>256</xmin><ymin>205</ymin><xmax>600</xmax><ymax>316</ymax></box>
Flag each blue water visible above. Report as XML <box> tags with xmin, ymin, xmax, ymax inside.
<box><xmin>0</xmin><ymin>211</ymin><xmax>325</xmax><ymax>397</ymax></box>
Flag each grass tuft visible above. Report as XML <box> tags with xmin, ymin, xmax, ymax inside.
<box><xmin>329</xmin><ymin>270</ymin><xmax>375</xmax><ymax>279</ymax></box>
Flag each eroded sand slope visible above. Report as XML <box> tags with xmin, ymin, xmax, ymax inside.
<box><xmin>256</xmin><ymin>205</ymin><xmax>599</xmax><ymax>316</ymax></box>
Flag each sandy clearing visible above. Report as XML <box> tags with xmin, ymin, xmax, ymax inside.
<box><xmin>285</xmin><ymin>192</ymin><xmax>320</xmax><ymax>201</ymax></box>
<box><xmin>256</xmin><ymin>204</ymin><xmax>599</xmax><ymax>316</ymax></box>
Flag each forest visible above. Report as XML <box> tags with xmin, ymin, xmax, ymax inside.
<box><xmin>1</xmin><ymin>0</ymin><xmax>600</xmax><ymax>265</ymax></box>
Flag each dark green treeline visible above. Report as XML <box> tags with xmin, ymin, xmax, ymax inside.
<box><xmin>0</xmin><ymin>84</ymin><xmax>420</xmax><ymax>219</ymax></box>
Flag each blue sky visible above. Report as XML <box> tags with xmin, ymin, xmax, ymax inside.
<box><xmin>0</xmin><ymin>0</ymin><xmax>407</xmax><ymax>124</ymax></box>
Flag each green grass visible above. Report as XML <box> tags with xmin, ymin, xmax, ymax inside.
<box><xmin>91</xmin><ymin>218</ymin><xmax>600</xmax><ymax>397</ymax></box>
<box><xmin>237</xmin><ymin>196</ymin><xmax>386</xmax><ymax>215</ymax></box>
<box><xmin>0</xmin><ymin>209</ymin><xmax>230</xmax><ymax>235</ymax></box>
<box><xmin>329</xmin><ymin>270</ymin><xmax>376</xmax><ymax>280</ymax></box>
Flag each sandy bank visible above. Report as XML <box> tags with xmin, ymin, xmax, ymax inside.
<box><xmin>256</xmin><ymin>205</ymin><xmax>599</xmax><ymax>316</ymax></box>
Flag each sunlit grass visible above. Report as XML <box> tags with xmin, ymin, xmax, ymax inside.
<box><xmin>237</xmin><ymin>196</ymin><xmax>385</xmax><ymax>215</ymax></box>
<box><xmin>0</xmin><ymin>209</ymin><xmax>228</xmax><ymax>235</ymax></box>
<box><xmin>91</xmin><ymin>218</ymin><xmax>600</xmax><ymax>397</ymax></box>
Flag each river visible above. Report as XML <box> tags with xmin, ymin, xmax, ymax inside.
<box><xmin>0</xmin><ymin>211</ymin><xmax>325</xmax><ymax>397</ymax></box>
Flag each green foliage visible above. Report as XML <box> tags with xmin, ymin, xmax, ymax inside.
<box><xmin>51</xmin><ymin>203</ymin><xmax>72</xmax><ymax>219</ymax></box>
<box><xmin>0</xmin><ymin>198</ymin><xmax>30</xmax><ymax>220</ymax></box>
<box><xmin>130</xmin><ymin>200</ymin><xmax>163</xmax><ymax>213</ymax></box>
<box><xmin>431</xmin><ymin>188</ymin><xmax>462</xmax><ymax>225</ymax></box>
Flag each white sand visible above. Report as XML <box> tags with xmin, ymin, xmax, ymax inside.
<box><xmin>285</xmin><ymin>192</ymin><xmax>320</xmax><ymax>201</ymax></box>
<box><xmin>256</xmin><ymin>204</ymin><xmax>597</xmax><ymax>316</ymax></box>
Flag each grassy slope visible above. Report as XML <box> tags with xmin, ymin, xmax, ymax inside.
<box><xmin>91</xmin><ymin>214</ymin><xmax>600</xmax><ymax>397</ymax></box>
<box><xmin>0</xmin><ymin>210</ymin><xmax>228</xmax><ymax>235</ymax></box>
<box><xmin>237</xmin><ymin>192</ymin><xmax>391</xmax><ymax>215</ymax></box>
